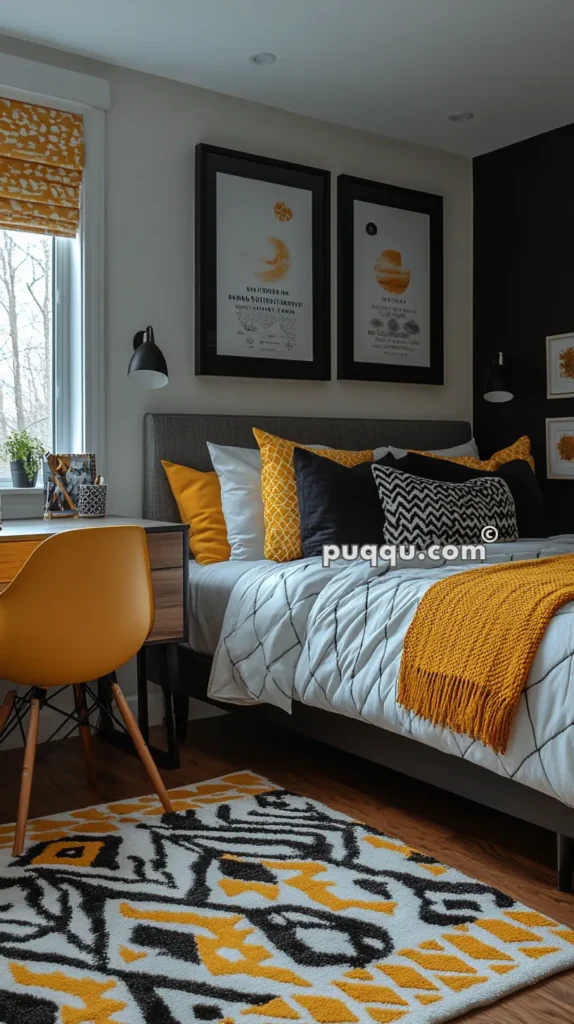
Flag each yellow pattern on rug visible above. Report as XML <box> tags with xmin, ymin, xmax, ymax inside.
<box><xmin>398</xmin><ymin>553</ymin><xmax>574</xmax><ymax>752</ymax></box>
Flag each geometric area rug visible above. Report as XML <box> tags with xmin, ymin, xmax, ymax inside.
<box><xmin>0</xmin><ymin>773</ymin><xmax>573</xmax><ymax>1024</ymax></box>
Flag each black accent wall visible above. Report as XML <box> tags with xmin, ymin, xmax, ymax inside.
<box><xmin>474</xmin><ymin>124</ymin><xmax>574</xmax><ymax>534</ymax></box>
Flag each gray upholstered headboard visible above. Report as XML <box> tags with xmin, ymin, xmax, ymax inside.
<box><xmin>143</xmin><ymin>413</ymin><xmax>472</xmax><ymax>522</ymax></box>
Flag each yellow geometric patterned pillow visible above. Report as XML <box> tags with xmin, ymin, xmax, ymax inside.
<box><xmin>253</xmin><ymin>428</ymin><xmax>373</xmax><ymax>562</ymax></box>
<box><xmin>416</xmin><ymin>435</ymin><xmax>535</xmax><ymax>472</ymax></box>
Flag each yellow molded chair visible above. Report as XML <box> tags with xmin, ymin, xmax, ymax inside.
<box><xmin>0</xmin><ymin>526</ymin><xmax>173</xmax><ymax>856</ymax></box>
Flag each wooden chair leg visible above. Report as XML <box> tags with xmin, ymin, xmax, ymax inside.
<box><xmin>110</xmin><ymin>681</ymin><xmax>173</xmax><ymax>814</ymax></box>
<box><xmin>73</xmin><ymin>684</ymin><xmax>96</xmax><ymax>788</ymax></box>
<box><xmin>0</xmin><ymin>690</ymin><xmax>15</xmax><ymax>737</ymax></box>
<box><xmin>13</xmin><ymin>697</ymin><xmax>41</xmax><ymax>857</ymax></box>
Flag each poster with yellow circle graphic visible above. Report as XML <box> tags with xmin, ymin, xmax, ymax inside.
<box><xmin>216</xmin><ymin>173</ymin><xmax>313</xmax><ymax>361</ymax></box>
<box><xmin>352</xmin><ymin>199</ymin><xmax>431</xmax><ymax>368</ymax></box>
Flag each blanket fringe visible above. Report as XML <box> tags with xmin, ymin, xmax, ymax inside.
<box><xmin>398</xmin><ymin>667</ymin><xmax>517</xmax><ymax>754</ymax></box>
<box><xmin>397</xmin><ymin>553</ymin><xmax>574</xmax><ymax>753</ymax></box>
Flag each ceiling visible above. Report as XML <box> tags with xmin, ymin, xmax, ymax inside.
<box><xmin>1</xmin><ymin>0</ymin><xmax>574</xmax><ymax>157</ymax></box>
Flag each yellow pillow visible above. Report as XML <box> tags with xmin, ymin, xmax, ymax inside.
<box><xmin>417</xmin><ymin>435</ymin><xmax>535</xmax><ymax>472</ymax></box>
<box><xmin>162</xmin><ymin>460</ymin><xmax>230</xmax><ymax>565</ymax></box>
<box><xmin>253</xmin><ymin>428</ymin><xmax>373</xmax><ymax>562</ymax></box>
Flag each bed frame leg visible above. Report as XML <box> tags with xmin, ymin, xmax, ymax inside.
<box><xmin>557</xmin><ymin>834</ymin><xmax>573</xmax><ymax>892</ymax></box>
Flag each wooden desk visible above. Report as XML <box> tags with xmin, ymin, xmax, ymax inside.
<box><xmin>0</xmin><ymin>517</ymin><xmax>189</xmax><ymax>769</ymax></box>
<box><xmin>0</xmin><ymin>517</ymin><xmax>189</xmax><ymax>645</ymax></box>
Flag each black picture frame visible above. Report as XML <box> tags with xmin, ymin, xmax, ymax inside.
<box><xmin>337</xmin><ymin>174</ymin><xmax>443</xmax><ymax>385</ymax></box>
<box><xmin>195</xmin><ymin>144</ymin><xmax>330</xmax><ymax>380</ymax></box>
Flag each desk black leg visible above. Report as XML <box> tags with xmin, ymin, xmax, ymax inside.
<box><xmin>137</xmin><ymin>648</ymin><xmax>149</xmax><ymax>744</ymax></box>
<box><xmin>136</xmin><ymin>645</ymin><xmax>179</xmax><ymax>770</ymax></box>
<box><xmin>161</xmin><ymin>645</ymin><xmax>180</xmax><ymax>770</ymax></box>
<box><xmin>173</xmin><ymin>693</ymin><xmax>189</xmax><ymax>740</ymax></box>
<box><xmin>97</xmin><ymin>650</ymin><xmax>180</xmax><ymax>771</ymax></box>
<box><xmin>163</xmin><ymin>644</ymin><xmax>188</xmax><ymax>740</ymax></box>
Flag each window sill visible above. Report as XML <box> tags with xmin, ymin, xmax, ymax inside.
<box><xmin>0</xmin><ymin>486</ymin><xmax>43</xmax><ymax>495</ymax></box>
<box><xmin>1</xmin><ymin>487</ymin><xmax>44</xmax><ymax>520</ymax></box>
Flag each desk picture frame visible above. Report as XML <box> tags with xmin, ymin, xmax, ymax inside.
<box><xmin>44</xmin><ymin>453</ymin><xmax>96</xmax><ymax>517</ymax></box>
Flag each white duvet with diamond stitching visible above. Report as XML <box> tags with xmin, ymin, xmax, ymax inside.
<box><xmin>208</xmin><ymin>538</ymin><xmax>574</xmax><ymax>807</ymax></box>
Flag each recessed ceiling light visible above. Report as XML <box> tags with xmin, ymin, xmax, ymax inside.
<box><xmin>448</xmin><ymin>111</ymin><xmax>474</xmax><ymax>123</ymax></box>
<box><xmin>249</xmin><ymin>52</ymin><xmax>277</xmax><ymax>65</ymax></box>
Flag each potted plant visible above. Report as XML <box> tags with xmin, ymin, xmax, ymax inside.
<box><xmin>3</xmin><ymin>429</ymin><xmax>46</xmax><ymax>488</ymax></box>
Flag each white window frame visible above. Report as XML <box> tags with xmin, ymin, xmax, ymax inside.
<box><xmin>0</xmin><ymin>53</ymin><xmax>109</xmax><ymax>517</ymax></box>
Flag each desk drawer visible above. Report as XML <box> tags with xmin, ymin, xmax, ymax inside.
<box><xmin>146</xmin><ymin>531</ymin><xmax>184</xmax><ymax>570</ymax></box>
<box><xmin>149</xmin><ymin>567</ymin><xmax>185</xmax><ymax>642</ymax></box>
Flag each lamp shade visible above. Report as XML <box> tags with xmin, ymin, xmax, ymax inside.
<box><xmin>483</xmin><ymin>351</ymin><xmax>513</xmax><ymax>403</ymax></box>
<box><xmin>128</xmin><ymin>326</ymin><xmax>168</xmax><ymax>389</ymax></box>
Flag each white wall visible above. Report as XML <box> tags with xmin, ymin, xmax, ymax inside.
<box><xmin>0</xmin><ymin>34</ymin><xmax>473</xmax><ymax>517</ymax></box>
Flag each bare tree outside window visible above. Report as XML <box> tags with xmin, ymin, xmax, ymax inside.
<box><xmin>0</xmin><ymin>230</ymin><xmax>53</xmax><ymax>484</ymax></box>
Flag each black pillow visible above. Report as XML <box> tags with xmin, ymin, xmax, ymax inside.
<box><xmin>393</xmin><ymin>452</ymin><xmax>545</xmax><ymax>538</ymax></box>
<box><xmin>294</xmin><ymin>447</ymin><xmax>399</xmax><ymax>557</ymax></box>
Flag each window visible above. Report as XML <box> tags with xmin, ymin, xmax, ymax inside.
<box><xmin>0</xmin><ymin>229</ymin><xmax>53</xmax><ymax>485</ymax></box>
<box><xmin>0</xmin><ymin>57</ymin><xmax>109</xmax><ymax>508</ymax></box>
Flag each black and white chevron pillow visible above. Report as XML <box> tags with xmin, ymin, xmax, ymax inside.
<box><xmin>371</xmin><ymin>464</ymin><xmax>518</xmax><ymax>547</ymax></box>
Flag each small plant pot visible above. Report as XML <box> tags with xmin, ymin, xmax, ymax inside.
<box><xmin>10</xmin><ymin>460</ymin><xmax>37</xmax><ymax>488</ymax></box>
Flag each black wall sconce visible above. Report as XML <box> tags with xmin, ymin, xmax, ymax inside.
<box><xmin>128</xmin><ymin>325</ymin><xmax>168</xmax><ymax>389</ymax></box>
<box><xmin>483</xmin><ymin>352</ymin><xmax>513</xmax><ymax>403</ymax></box>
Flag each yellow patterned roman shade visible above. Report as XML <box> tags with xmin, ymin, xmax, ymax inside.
<box><xmin>0</xmin><ymin>97</ymin><xmax>84</xmax><ymax>237</ymax></box>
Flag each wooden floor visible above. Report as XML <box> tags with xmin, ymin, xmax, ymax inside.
<box><xmin>0</xmin><ymin>713</ymin><xmax>573</xmax><ymax>1022</ymax></box>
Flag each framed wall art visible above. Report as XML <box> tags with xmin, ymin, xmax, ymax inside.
<box><xmin>337</xmin><ymin>174</ymin><xmax>443</xmax><ymax>384</ymax></box>
<box><xmin>546</xmin><ymin>332</ymin><xmax>574</xmax><ymax>398</ymax></box>
<box><xmin>546</xmin><ymin>417</ymin><xmax>574</xmax><ymax>478</ymax></box>
<box><xmin>195</xmin><ymin>144</ymin><xmax>330</xmax><ymax>379</ymax></box>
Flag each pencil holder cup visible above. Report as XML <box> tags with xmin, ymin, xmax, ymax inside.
<box><xmin>78</xmin><ymin>484</ymin><xmax>106</xmax><ymax>518</ymax></box>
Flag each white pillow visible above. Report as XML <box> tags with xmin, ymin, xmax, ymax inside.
<box><xmin>207</xmin><ymin>440</ymin><xmax>331</xmax><ymax>561</ymax></box>
<box><xmin>207</xmin><ymin>442</ymin><xmax>265</xmax><ymax>561</ymax></box>
<box><xmin>372</xmin><ymin>438</ymin><xmax>479</xmax><ymax>461</ymax></box>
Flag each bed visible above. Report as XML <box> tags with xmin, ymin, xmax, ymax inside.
<box><xmin>143</xmin><ymin>412</ymin><xmax>574</xmax><ymax>889</ymax></box>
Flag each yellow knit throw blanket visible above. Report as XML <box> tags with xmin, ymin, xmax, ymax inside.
<box><xmin>398</xmin><ymin>553</ymin><xmax>574</xmax><ymax>753</ymax></box>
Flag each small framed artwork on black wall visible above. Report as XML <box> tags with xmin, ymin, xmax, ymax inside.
<box><xmin>546</xmin><ymin>417</ymin><xmax>574</xmax><ymax>478</ymax></box>
<box><xmin>546</xmin><ymin>332</ymin><xmax>574</xmax><ymax>398</ymax></box>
